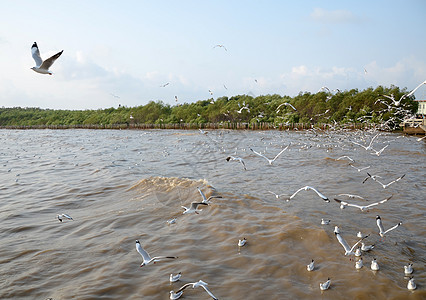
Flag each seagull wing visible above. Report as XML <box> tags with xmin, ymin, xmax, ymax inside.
<box><xmin>31</xmin><ymin>42</ymin><xmax>43</xmax><ymax>67</ymax></box>
<box><xmin>190</xmin><ymin>202</ymin><xmax>208</xmax><ymax>210</ymax></box>
<box><xmin>136</xmin><ymin>241</ymin><xmax>151</xmax><ymax>263</ymax></box>
<box><xmin>199</xmin><ymin>284</ymin><xmax>218</xmax><ymax>300</ymax></box>
<box><xmin>306</xmin><ymin>186</ymin><xmax>329</xmax><ymax>201</ymax></box>
<box><xmin>250</xmin><ymin>148</ymin><xmax>270</xmax><ymax>162</ymax></box>
<box><xmin>197</xmin><ymin>187</ymin><xmax>207</xmax><ymax>202</ymax></box>
<box><xmin>349</xmin><ymin>235</ymin><xmax>369</xmax><ymax>253</ymax></box>
<box><xmin>175</xmin><ymin>283</ymin><xmax>194</xmax><ymax>293</ymax></box>
<box><xmin>364</xmin><ymin>196</ymin><xmax>391</xmax><ymax>209</ymax></box>
<box><xmin>62</xmin><ymin>213</ymin><xmax>73</xmax><ymax>220</ymax></box>
<box><xmin>289</xmin><ymin>186</ymin><xmax>307</xmax><ymax>199</ymax></box>
<box><xmin>272</xmin><ymin>145</ymin><xmax>288</xmax><ymax>162</ymax></box>
<box><xmin>367</xmin><ymin>133</ymin><xmax>380</xmax><ymax>148</ymax></box>
<box><xmin>335</xmin><ymin>232</ymin><xmax>351</xmax><ymax>253</ymax></box>
<box><xmin>383</xmin><ymin>222</ymin><xmax>402</xmax><ymax>235</ymax></box>
<box><xmin>40</xmin><ymin>50</ymin><xmax>63</xmax><ymax>70</ymax></box>
<box><xmin>151</xmin><ymin>255</ymin><xmax>178</xmax><ymax>262</ymax></box>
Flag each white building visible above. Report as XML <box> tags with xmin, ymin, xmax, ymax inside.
<box><xmin>417</xmin><ymin>100</ymin><xmax>426</xmax><ymax>116</ymax></box>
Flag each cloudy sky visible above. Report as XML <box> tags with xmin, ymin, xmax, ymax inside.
<box><xmin>1</xmin><ymin>0</ymin><xmax>425</xmax><ymax>110</ymax></box>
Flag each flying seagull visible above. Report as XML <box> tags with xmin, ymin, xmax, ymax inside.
<box><xmin>226</xmin><ymin>156</ymin><xmax>246</xmax><ymax>170</ymax></box>
<box><xmin>213</xmin><ymin>44</ymin><xmax>227</xmax><ymax>51</ymax></box>
<box><xmin>135</xmin><ymin>240</ymin><xmax>177</xmax><ymax>267</ymax></box>
<box><xmin>57</xmin><ymin>213</ymin><xmax>73</xmax><ymax>222</ymax></box>
<box><xmin>369</xmin><ymin>173</ymin><xmax>405</xmax><ymax>189</ymax></box>
<box><xmin>175</xmin><ymin>280</ymin><xmax>218</xmax><ymax>300</ymax></box>
<box><xmin>276</xmin><ymin>102</ymin><xmax>297</xmax><ymax>112</ymax></box>
<box><xmin>289</xmin><ymin>186</ymin><xmax>329</xmax><ymax>202</ymax></box>
<box><xmin>250</xmin><ymin>144</ymin><xmax>290</xmax><ymax>165</ymax></box>
<box><xmin>376</xmin><ymin>215</ymin><xmax>402</xmax><ymax>237</ymax></box>
<box><xmin>334</xmin><ymin>226</ymin><xmax>369</xmax><ymax>256</ymax></box>
<box><xmin>197</xmin><ymin>187</ymin><xmax>222</xmax><ymax>204</ymax></box>
<box><xmin>351</xmin><ymin>133</ymin><xmax>380</xmax><ymax>151</ymax></box>
<box><xmin>181</xmin><ymin>202</ymin><xmax>208</xmax><ymax>214</ymax></box>
<box><xmin>31</xmin><ymin>42</ymin><xmax>63</xmax><ymax>75</ymax></box>
<box><xmin>334</xmin><ymin>196</ymin><xmax>392</xmax><ymax>211</ymax></box>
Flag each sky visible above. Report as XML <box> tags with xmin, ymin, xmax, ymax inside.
<box><xmin>0</xmin><ymin>0</ymin><xmax>425</xmax><ymax>110</ymax></box>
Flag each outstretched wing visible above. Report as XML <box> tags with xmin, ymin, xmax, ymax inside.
<box><xmin>197</xmin><ymin>187</ymin><xmax>207</xmax><ymax>202</ymax></box>
<box><xmin>176</xmin><ymin>283</ymin><xmax>193</xmax><ymax>293</ymax></box>
<box><xmin>289</xmin><ymin>186</ymin><xmax>307</xmax><ymax>199</ymax></box>
<box><xmin>199</xmin><ymin>284</ymin><xmax>218</xmax><ymax>300</ymax></box>
<box><xmin>365</xmin><ymin>196</ymin><xmax>391</xmax><ymax>209</ymax></box>
<box><xmin>31</xmin><ymin>42</ymin><xmax>42</xmax><ymax>67</ymax></box>
<box><xmin>40</xmin><ymin>50</ymin><xmax>63</xmax><ymax>70</ymax></box>
<box><xmin>272</xmin><ymin>144</ymin><xmax>290</xmax><ymax>161</ymax></box>
<box><xmin>335</xmin><ymin>232</ymin><xmax>351</xmax><ymax>253</ymax></box>
<box><xmin>383</xmin><ymin>222</ymin><xmax>402</xmax><ymax>235</ymax></box>
<box><xmin>306</xmin><ymin>186</ymin><xmax>329</xmax><ymax>201</ymax></box>
<box><xmin>250</xmin><ymin>148</ymin><xmax>269</xmax><ymax>162</ymax></box>
<box><xmin>136</xmin><ymin>241</ymin><xmax>151</xmax><ymax>262</ymax></box>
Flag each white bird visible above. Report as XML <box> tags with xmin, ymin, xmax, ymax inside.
<box><xmin>334</xmin><ymin>226</ymin><xmax>369</xmax><ymax>256</ymax></box>
<box><xmin>319</xmin><ymin>278</ymin><xmax>331</xmax><ymax>291</ymax></box>
<box><xmin>31</xmin><ymin>42</ymin><xmax>63</xmax><ymax>75</ymax></box>
<box><xmin>238</xmin><ymin>238</ymin><xmax>247</xmax><ymax>247</ymax></box>
<box><xmin>362</xmin><ymin>173</ymin><xmax>381</xmax><ymax>184</ymax></box>
<box><xmin>336</xmin><ymin>193</ymin><xmax>365</xmax><ymax>200</ymax></box>
<box><xmin>197</xmin><ymin>187</ymin><xmax>222</xmax><ymax>204</ymax></box>
<box><xmin>357</xmin><ymin>231</ymin><xmax>363</xmax><ymax>238</ymax></box>
<box><xmin>167</xmin><ymin>218</ymin><xmax>177</xmax><ymax>225</ymax></box>
<box><xmin>170</xmin><ymin>272</ymin><xmax>182</xmax><ymax>283</ymax></box>
<box><xmin>213</xmin><ymin>44</ymin><xmax>227</xmax><ymax>51</ymax></box>
<box><xmin>169</xmin><ymin>290</ymin><xmax>183</xmax><ymax>300</ymax></box>
<box><xmin>354</xmin><ymin>247</ymin><xmax>362</xmax><ymax>257</ymax></box>
<box><xmin>361</xmin><ymin>242</ymin><xmax>375</xmax><ymax>252</ymax></box>
<box><xmin>376</xmin><ymin>215</ymin><xmax>402</xmax><ymax>237</ymax></box>
<box><xmin>349</xmin><ymin>164</ymin><xmax>370</xmax><ymax>172</ymax></box>
<box><xmin>355</xmin><ymin>258</ymin><xmax>363</xmax><ymax>269</ymax></box>
<box><xmin>370</xmin><ymin>173</ymin><xmax>405</xmax><ymax>189</ymax></box>
<box><xmin>334</xmin><ymin>196</ymin><xmax>391</xmax><ymax>211</ymax></box>
<box><xmin>199</xmin><ymin>129</ymin><xmax>208</xmax><ymax>135</ymax></box>
<box><xmin>175</xmin><ymin>280</ymin><xmax>218</xmax><ymax>300</ymax></box>
<box><xmin>370</xmin><ymin>258</ymin><xmax>379</xmax><ymax>271</ymax></box>
<box><xmin>289</xmin><ymin>186</ymin><xmax>329</xmax><ymax>202</ymax></box>
<box><xmin>249</xmin><ymin>144</ymin><xmax>290</xmax><ymax>165</ymax></box>
<box><xmin>321</xmin><ymin>219</ymin><xmax>330</xmax><ymax>225</ymax></box>
<box><xmin>336</xmin><ymin>155</ymin><xmax>354</xmax><ymax>162</ymax></box>
<box><xmin>268</xmin><ymin>191</ymin><xmax>287</xmax><ymax>199</ymax></box>
<box><xmin>351</xmin><ymin>133</ymin><xmax>380</xmax><ymax>151</ymax></box>
<box><xmin>407</xmin><ymin>277</ymin><xmax>416</xmax><ymax>290</ymax></box>
<box><xmin>276</xmin><ymin>102</ymin><xmax>297</xmax><ymax>112</ymax></box>
<box><xmin>226</xmin><ymin>156</ymin><xmax>247</xmax><ymax>170</ymax></box>
<box><xmin>404</xmin><ymin>263</ymin><xmax>413</xmax><ymax>275</ymax></box>
<box><xmin>57</xmin><ymin>214</ymin><xmax>73</xmax><ymax>222</ymax></box>
<box><xmin>181</xmin><ymin>202</ymin><xmax>208</xmax><ymax>214</ymax></box>
<box><xmin>135</xmin><ymin>240</ymin><xmax>177</xmax><ymax>267</ymax></box>
<box><xmin>370</xmin><ymin>145</ymin><xmax>388</xmax><ymax>156</ymax></box>
<box><xmin>307</xmin><ymin>259</ymin><xmax>315</xmax><ymax>271</ymax></box>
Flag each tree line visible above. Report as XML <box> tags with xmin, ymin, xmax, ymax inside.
<box><xmin>0</xmin><ymin>85</ymin><xmax>418</xmax><ymax>130</ymax></box>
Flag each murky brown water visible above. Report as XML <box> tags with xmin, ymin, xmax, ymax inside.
<box><xmin>0</xmin><ymin>129</ymin><xmax>425</xmax><ymax>300</ymax></box>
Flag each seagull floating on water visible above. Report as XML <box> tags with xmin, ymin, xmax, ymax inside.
<box><xmin>407</xmin><ymin>277</ymin><xmax>416</xmax><ymax>290</ymax></box>
<box><xmin>376</xmin><ymin>215</ymin><xmax>402</xmax><ymax>237</ymax></box>
<box><xmin>361</xmin><ymin>242</ymin><xmax>374</xmax><ymax>252</ymax></box>
<box><xmin>354</xmin><ymin>247</ymin><xmax>362</xmax><ymax>257</ymax></box>
<box><xmin>321</xmin><ymin>219</ymin><xmax>330</xmax><ymax>225</ymax></box>
<box><xmin>57</xmin><ymin>214</ymin><xmax>73</xmax><ymax>222</ymax></box>
<box><xmin>334</xmin><ymin>196</ymin><xmax>391</xmax><ymax>211</ymax></box>
<box><xmin>249</xmin><ymin>144</ymin><xmax>290</xmax><ymax>165</ymax></box>
<box><xmin>370</xmin><ymin>258</ymin><xmax>379</xmax><ymax>271</ymax></box>
<box><xmin>181</xmin><ymin>202</ymin><xmax>208</xmax><ymax>214</ymax></box>
<box><xmin>31</xmin><ymin>42</ymin><xmax>63</xmax><ymax>75</ymax></box>
<box><xmin>175</xmin><ymin>280</ymin><xmax>218</xmax><ymax>300</ymax></box>
<box><xmin>307</xmin><ymin>259</ymin><xmax>315</xmax><ymax>271</ymax></box>
<box><xmin>169</xmin><ymin>290</ymin><xmax>183</xmax><ymax>299</ymax></box>
<box><xmin>136</xmin><ymin>240</ymin><xmax>177</xmax><ymax>267</ymax></box>
<box><xmin>238</xmin><ymin>238</ymin><xmax>247</xmax><ymax>247</ymax></box>
<box><xmin>319</xmin><ymin>278</ymin><xmax>331</xmax><ymax>290</ymax></box>
<box><xmin>170</xmin><ymin>272</ymin><xmax>182</xmax><ymax>283</ymax></box>
<box><xmin>289</xmin><ymin>186</ymin><xmax>329</xmax><ymax>202</ymax></box>
<box><xmin>355</xmin><ymin>258</ymin><xmax>363</xmax><ymax>269</ymax></box>
<box><xmin>404</xmin><ymin>263</ymin><xmax>413</xmax><ymax>275</ymax></box>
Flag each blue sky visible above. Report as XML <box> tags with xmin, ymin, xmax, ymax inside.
<box><xmin>1</xmin><ymin>0</ymin><xmax>425</xmax><ymax>110</ymax></box>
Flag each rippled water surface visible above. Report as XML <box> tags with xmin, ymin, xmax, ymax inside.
<box><xmin>0</xmin><ymin>129</ymin><xmax>425</xmax><ymax>300</ymax></box>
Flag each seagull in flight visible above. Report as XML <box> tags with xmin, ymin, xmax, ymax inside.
<box><xmin>368</xmin><ymin>173</ymin><xmax>405</xmax><ymax>189</ymax></box>
<box><xmin>160</xmin><ymin>82</ymin><xmax>170</xmax><ymax>87</ymax></box>
<box><xmin>197</xmin><ymin>187</ymin><xmax>222</xmax><ymax>204</ymax></box>
<box><xmin>334</xmin><ymin>196</ymin><xmax>392</xmax><ymax>211</ymax></box>
<box><xmin>213</xmin><ymin>44</ymin><xmax>227</xmax><ymax>51</ymax></box>
<box><xmin>175</xmin><ymin>280</ymin><xmax>218</xmax><ymax>300</ymax></box>
<box><xmin>349</xmin><ymin>164</ymin><xmax>370</xmax><ymax>172</ymax></box>
<box><xmin>226</xmin><ymin>156</ymin><xmax>247</xmax><ymax>170</ymax></box>
<box><xmin>336</xmin><ymin>156</ymin><xmax>354</xmax><ymax>162</ymax></box>
<box><xmin>276</xmin><ymin>102</ymin><xmax>297</xmax><ymax>112</ymax></box>
<box><xmin>57</xmin><ymin>214</ymin><xmax>73</xmax><ymax>222</ymax></box>
<box><xmin>334</xmin><ymin>226</ymin><xmax>369</xmax><ymax>256</ymax></box>
<box><xmin>135</xmin><ymin>240</ymin><xmax>177</xmax><ymax>267</ymax></box>
<box><xmin>31</xmin><ymin>42</ymin><xmax>63</xmax><ymax>75</ymax></box>
<box><xmin>289</xmin><ymin>186</ymin><xmax>329</xmax><ymax>202</ymax></box>
<box><xmin>336</xmin><ymin>193</ymin><xmax>365</xmax><ymax>200</ymax></box>
<box><xmin>250</xmin><ymin>144</ymin><xmax>290</xmax><ymax>165</ymax></box>
<box><xmin>376</xmin><ymin>215</ymin><xmax>402</xmax><ymax>237</ymax></box>
<box><xmin>181</xmin><ymin>202</ymin><xmax>208</xmax><ymax>214</ymax></box>
<box><xmin>351</xmin><ymin>133</ymin><xmax>380</xmax><ymax>151</ymax></box>
<box><xmin>268</xmin><ymin>191</ymin><xmax>287</xmax><ymax>199</ymax></box>
<box><xmin>370</xmin><ymin>145</ymin><xmax>388</xmax><ymax>156</ymax></box>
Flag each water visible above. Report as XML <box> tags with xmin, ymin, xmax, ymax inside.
<box><xmin>0</xmin><ymin>129</ymin><xmax>424</xmax><ymax>300</ymax></box>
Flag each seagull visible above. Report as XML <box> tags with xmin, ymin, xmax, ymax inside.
<box><xmin>213</xmin><ymin>44</ymin><xmax>227</xmax><ymax>51</ymax></box>
<box><xmin>31</xmin><ymin>42</ymin><xmax>63</xmax><ymax>75</ymax></box>
<box><xmin>319</xmin><ymin>278</ymin><xmax>331</xmax><ymax>291</ymax></box>
<box><xmin>407</xmin><ymin>277</ymin><xmax>416</xmax><ymax>290</ymax></box>
<box><xmin>376</xmin><ymin>215</ymin><xmax>402</xmax><ymax>237</ymax></box>
<box><xmin>370</xmin><ymin>145</ymin><xmax>388</xmax><ymax>156</ymax></box>
<box><xmin>357</xmin><ymin>232</ymin><xmax>363</xmax><ymax>238</ymax></box>
<box><xmin>57</xmin><ymin>214</ymin><xmax>73</xmax><ymax>222</ymax></box>
<box><xmin>170</xmin><ymin>272</ymin><xmax>182</xmax><ymax>283</ymax></box>
<box><xmin>238</xmin><ymin>238</ymin><xmax>247</xmax><ymax>247</ymax></box>
<box><xmin>181</xmin><ymin>202</ymin><xmax>208</xmax><ymax>214</ymax></box>
<box><xmin>226</xmin><ymin>156</ymin><xmax>247</xmax><ymax>170</ymax></box>
<box><xmin>276</xmin><ymin>102</ymin><xmax>297</xmax><ymax>112</ymax></box>
<box><xmin>167</xmin><ymin>218</ymin><xmax>177</xmax><ymax>225</ymax></box>
<box><xmin>351</xmin><ymin>133</ymin><xmax>380</xmax><ymax>151</ymax></box>
<box><xmin>169</xmin><ymin>290</ymin><xmax>183</xmax><ymax>299</ymax></box>
<box><xmin>160</xmin><ymin>82</ymin><xmax>170</xmax><ymax>87</ymax></box>
<box><xmin>355</xmin><ymin>258</ymin><xmax>363</xmax><ymax>269</ymax></box>
<box><xmin>135</xmin><ymin>240</ymin><xmax>177</xmax><ymax>267</ymax></box>
<box><xmin>334</xmin><ymin>226</ymin><xmax>369</xmax><ymax>256</ymax></box>
<box><xmin>307</xmin><ymin>259</ymin><xmax>315</xmax><ymax>271</ymax></box>
<box><xmin>336</xmin><ymin>156</ymin><xmax>354</xmax><ymax>162</ymax></box>
<box><xmin>361</xmin><ymin>242</ymin><xmax>374</xmax><ymax>252</ymax></box>
<box><xmin>321</xmin><ymin>219</ymin><xmax>330</xmax><ymax>225</ymax></box>
<box><xmin>362</xmin><ymin>173</ymin><xmax>381</xmax><ymax>184</ymax></box>
<box><xmin>250</xmin><ymin>144</ymin><xmax>290</xmax><ymax>165</ymax></box>
<box><xmin>197</xmin><ymin>187</ymin><xmax>222</xmax><ymax>204</ymax></box>
<box><xmin>175</xmin><ymin>280</ymin><xmax>218</xmax><ymax>300</ymax></box>
<box><xmin>336</xmin><ymin>193</ymin><xmax>365</xmax><ymax>200</ymax></box>
<box><xmin>370</xmin><ymin>258</ymin><xmax>379</xmax><ymax>271</ymax></box>
<box><xmin>404</xmin><ymin>263</ymin><xmax>413</xmax><ymax>275</ymax></box>
<box><xmin>199</xmin><ymin>129</ymin><xmax>208</xmax><ymax>135</ymax></box>
<box><xmin>349</xmin><ymin>164</ymin><xmax>370</xmax><ymax>172</ymax></box>
<box><xmin>289</xmin><ymin>186</ymin><xmax>329</xmax><ymax>202</ymax></box>
<box><xmin>354</xmin><ymin>247</ymin><xmax>362</xmax><ymax>257</ymax></box>
<box><xmin>370</xmin><ymin>174</ymin><xmax>405</xmax><ymax>189</ymax></box>
<box><xmin>334</xmin><ymin>196</ymin><xmax>391</xmax><ymax>211</ymax></box>
<box><xmin>268</xmin><ymin>191</ymin><xmax>287</xmax><ymax>199</ymax></box>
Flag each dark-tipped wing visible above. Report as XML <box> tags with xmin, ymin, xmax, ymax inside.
<box><xmin>40</xmin><ymin>50</ymin><xmax>63</xmax><ymax>70</ymax></box>
<box><xmin>31</xmin><ymin>42</ymin><xmax>42</xmax><ymax>67</ymax></box>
